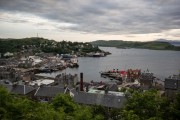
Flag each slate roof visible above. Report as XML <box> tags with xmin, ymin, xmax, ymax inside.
<box><xmin>0</xmin><ymin>84</ymin><xmax>12</xmax><ymax>92</ymax></box>
<box><xmin>165</xmin><ymin>77</ymin><xmax>180</xmax><ymax>90</ymax></box>
<box><xmin>140</xmin><ymin>73</ymin><xmax>155</xmax><ymax>81</ymax></box>
<box><xmin>35</xmin><ymin>86</ymin><xmax>65</xmax><ymax>98</ymax></box>
<box><xmin>0</xmin><ymin>84</ymin><xmax>35</xmax><ymax>95</ymax></box>
<box><xmin>73</xmin><ymin>92</ymin><xmax>126</xmax><ymax>108</ymax></box>
<box><xmin>108</xmin><ymin>84</ymin><xmax>118</xmax><ymax>91</ymax></box>
<box><xmin>13</xmin><ymin>85</ymin><xmax>35</xmax><ymax>95</ymax></box>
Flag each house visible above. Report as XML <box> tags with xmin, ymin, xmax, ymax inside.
<box><xmin>0</xmin><ymin>84</ymin><xmax>36</xmax><ymax>99</ymax></box>
<box><xmin>73</xmin><ymin>90</ymin><xmax>126</xmax><ymax>108</ymax></box>
<box><xmin>165</xmin><ymin>75</ymin><xmax>180</xmax><ymax>99</ymax></box>
<box><xmin>0</xmin><ymin>66</ymin><xmax>17</xmax><ymax>82</ymax></box>
<box><xmin>34</xmin><ymin>86</ymin><xmax>65</xmax><ymax>102</ymax></box>
<box><xmin>108</xmin><ymin>83</ymin><xmax>118</xmax><ymax>91</ymax></box>
<box><xmin>29</xmin><ymin>79</ymin><xmax>54</xmax><ymax>86</ymax></box>
<box><xmin>28</xmin><ymin>56</ymin><xmax>42</xmax><ymax>66</ymax></box>
<box><xmin>4</xmin><ymin>52</ymin><xmax>14</xmax><ymax>57</ymax></box>
<box><xmin>55</xmin><ymin>73</ymin><xmax>78</xmax><ymax>87</ymax></box>
<box><xmin>22</xmin><ymin>72</ymin><xmax>35</xmax><ymax>82</ymax></box>
<box><xmin>139</xmin><ymin>72</ymin><xmax>155</xmax><ymax>90</ymax></box>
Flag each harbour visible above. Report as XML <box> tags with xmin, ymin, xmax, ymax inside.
<box><xmin>1</xmin><ymin>1</ymin><xmax>180</xmax><ymax>119</ymax></box>
<box><xmin>0</xmin><ymin>45</ymin><xmax>180</xmax><ymax>110</ymax></box>
<box><xmin>38</xmin><ymin>47</ymin><xmax>180</xmax><ymax>82</ymax></box>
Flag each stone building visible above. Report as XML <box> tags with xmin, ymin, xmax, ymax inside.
<box><xmin>165</xmin><ymin>75</ymin><xmax>180</xmax><ymax>100</ymax></box>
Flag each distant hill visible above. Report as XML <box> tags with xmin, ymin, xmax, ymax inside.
<box><xmin>155</xmin><ymin>39</ymin><xmax>180</xmax><ymax>46</ymax></box>
<box><xmin>90</xmin><ymin>40</ymin><xmax>180</xmax><ymax>51</ymax></box>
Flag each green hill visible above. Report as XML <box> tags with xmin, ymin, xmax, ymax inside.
<box><xmin>90</xmin><ymin>40</ymin><xmax>180</xmax><ymax>51</ymax></box>
<box><xmin>0</xmin><ymin>37</ymin><xmax>101</xmax><ymax>55</ymax></box>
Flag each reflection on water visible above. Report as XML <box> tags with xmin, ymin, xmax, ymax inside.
<box><xmin>38</xmin><ymin>47</ymin><xmax>180</xmax><ymax>82</ymax></box>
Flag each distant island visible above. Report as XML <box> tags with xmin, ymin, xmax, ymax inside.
<box><xmin>90</xmin><ymin>40</ymin><xmax>180</xmax><ymax>51</ymax></box>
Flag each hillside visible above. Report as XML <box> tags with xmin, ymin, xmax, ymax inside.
<box><xmin>0</xmin><ymin>37</ymin><xmax>101</xmax><ymax>55</ymax></box>
<box><xmin>90</xmin><ymin>40</ymin><xmax>180</xmax><ymax>51</ymax></box>
<box><xmin>156</xmin><ymin>39</ymin><xmax>180</xmax><ymax>46</ymax></box>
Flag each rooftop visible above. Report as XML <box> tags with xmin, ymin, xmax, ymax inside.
<box><xmin>0</xmin><ymin>84</ymin><xmax>35</xmax><ymax>95</ymax></box>
<box><xmin>73</xmin><ymin>91</ymin><xmax>126</xmax><ymax>108</ymax></box>
<box><xmin>35</xmin><ymin>86</ymin><xmax>65</xmax><ymax>97</ymax></box>
<box><xmin>88</xmin><ymin>89</ymin><xmax>125</xmax><ymax>96</ymax></box>
<box><xmin>29</xmin><ymin>79</ymin><xmax>54</xmax><ymax>86</ymax></box>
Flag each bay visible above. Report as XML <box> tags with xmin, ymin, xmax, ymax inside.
<box><xmin>38</xmin><ymin>47</ymin><xmax>180</xmax><ymax>82</ymax></box>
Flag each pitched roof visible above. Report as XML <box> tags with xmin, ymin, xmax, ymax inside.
<box><xmin>0</xmin><ymin>84</ymin><xmax>12</xmax><ymax>92</ymax></box>
<box><xmin>140</xmin><ymin>73</ymin><xmax>155</xmax><ymax>81</ymax></box>
<box><xmin>35</xmin><ymin>86</ymin><xmax>65</xmax><ymax>97</ymax></box>
<box><xmin>73</xmin><ymin>92</ymin><xmax>126</xmax><ymax>108</ymax></box>
<box><xmin>0</xmin><ymin>84</ymin><xmax>35</xmax><ymax>95</ymax></box>
<box><xmin>12</xmin><ymin>85</ymin><xmax>35</xmax><ymax>94</ymax></box>
<box><xmin>108</xmin><ymin>84</ymin><xmax>118</xmax><ymax>91</ymax></box>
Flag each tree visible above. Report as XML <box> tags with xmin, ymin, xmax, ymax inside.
<box><xmin>0</xmin><ymin>86</ymin><xmax>13</xmax><ymax>119</ymax></box>
<box><xmin>51</xmin><ymin>94</ymin><xmax>77</xmax><ymax>113</ymax></box>
<box><xmin>0</xmin><ymin>86</ymin><xmax>62</xmax><ymax>120</ymax></box>
<box><xmin>121</xmin><ymin>90</ymin><xmax>169</xmax><ymax>120</ymax></box>
<box><xmin>169</xmin><ymin>92</ymin><xmax>180</xmax><ymax>120</ymax></box>
<box><xmin>51</xmin><ymin>94</ymin><xmax>104</xmax><ymax>120</ymax></box>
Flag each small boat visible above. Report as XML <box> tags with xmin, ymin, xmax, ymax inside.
<box><xmin>101</xmin><ymin>75</ymin><xmax>107</xmax><ymax>78</ymax></box>
<box><xmin>110</xmin><ymin>78</ymin><xmax>114</xmax><ymax>81</ymax></box>
<box><xmin>100</xmin><ymin>71</ymin><xmax>111</xmax><ymax>76</ymax></box>
<box><xmin>115</xmin><ymin>77</ymin><xmax>122</xmax><ymax>81</ymax></box>
<box><xmin>109</xmin><ymin>73</ymin><xmax>117</xmax><ymax>78</ymax></box>
<box><xmin>39</xmin><ymin>66</ymin><xmax>52</xmax><ymax>73</ymax></box>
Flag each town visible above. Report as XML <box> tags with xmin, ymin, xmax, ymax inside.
<box><xmin>0</xmin><ymin>51</ymin><xmax>179</xmax><ymax>108</ymax></box>
<box><xmin>0</xmin><ymin>38</ymin><xmax>180</xmax><ymax>119</ymax></box>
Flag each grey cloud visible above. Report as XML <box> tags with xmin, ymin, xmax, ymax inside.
<box><xmin>11</xmin><ymin>19</ymin><xmax>28</xmax><ymax>23</ymax></box>
<box><xmin>0</xmin><ymin>0</ymin><xmax>180</xmax><ymax>35</ymax></box>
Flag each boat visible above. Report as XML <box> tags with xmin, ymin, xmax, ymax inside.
<box><xmin>39</xmin><ymin>66</ymin><xmax>52</xmax><ymax>73</ymax></box>
<box><xmin>93</xmin><ymin>53</ymin><xmax>104</xmax><ymax>57</ymax></box>
<box><xmin>100</xmin><ymin>71</ymin><xmax>111</xmax><ymax>76</ymax></box>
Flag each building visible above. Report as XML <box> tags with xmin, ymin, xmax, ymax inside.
<box><xmin>55</xmin><ymin>73</ymin><xmax>78</xmax><ymax>87</ymax></box>
<box><xmin>29</xmin><ymin>79</ymin><xmax>54</xmax><ymax>86</ymax></box>
<box><xmin>4</xmin><ymin>52</ymin><xmax>14</xmax><ymax>57</ymax></box>
<box><xmin>34</xmin><ymin>86</ymin><xmax>65</xmax><ymax>102</ymax></box>
<box><xmin>0</xmin><ymin>66</ymin><xmax>18</xmax><ymax>82</ymax></box>
<box><xmin>139</xmin><ymin>72</ymin><xmax>155</xmax><ymax>90</ymax></box>
<box><xmin>73</xmin><ymin>90</ymin><xmax>126</xmax><ymax>108</ymax></box>
<box><xmin>165</xmin><ymin>75</ymin><xmax>180</xmax><ymax>99</ymax></box>
<box><xmin>0</xmin><ymin>84</ymin><xmax>36</xmax><ymax>99</ymax></box>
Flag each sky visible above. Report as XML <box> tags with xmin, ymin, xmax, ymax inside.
<box><xmin>0</xmin><ymin>0</ymin><xmax>180</xmax><ymax>42</ymax></box>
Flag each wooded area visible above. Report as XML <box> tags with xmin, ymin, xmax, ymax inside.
<box><xmin>0</xmin><ymin>86</ymin><xmax>179</xmax><ymax>120</ymax></box>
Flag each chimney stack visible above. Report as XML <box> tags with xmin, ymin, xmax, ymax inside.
<box><xmin>86</xmin><ymin>84</ymin><xmax>89</xmax><ymax>92</ymax></box>
<box><xmin>80</xmin><ymin>73</ymin><xmax>83</xmax><ymax>91</ymax></box>
<box><xmin>105</xmin><ymin>86</ymin><xmax>109</xmax><ymax>94</ymax></box>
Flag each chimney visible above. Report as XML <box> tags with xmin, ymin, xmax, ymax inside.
<box><xmin>80</xmin><ymin>73</ymin><xmax>83</xmax><ymax>91</ymax></box>
<box><xmin>105</xmin><ymin>86</ymin><xmax>109</xmax><ymax>94</ymax></box>
<box><xmin>24</xmin><ymin>85</ymin><xmax>26</xmax><ymax>95</ymax></box>
<box><xmin>86</xmin><ymin>84</ymin><xmax>89</xmax><ymax>92</ymax></box>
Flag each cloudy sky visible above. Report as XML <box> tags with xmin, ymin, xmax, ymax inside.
<box><xmin>0</xmin><ymin>0</ymin><xmax>180</xmax><ymax>42</ymax></box>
